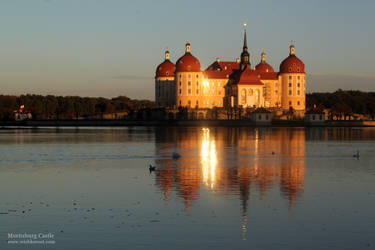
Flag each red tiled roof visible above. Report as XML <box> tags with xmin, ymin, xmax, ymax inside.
<box><xmin>232</xmin><ymin>67</ymin><xmax>263</xmax><ymax>85</ymax></box>
<box><xmin>204</xmin><ymin>61</ymin><xmax>239</xmax><ymax>79</ymax></box>
<box><xmin>259</xmin><ymin>72</ymin><xmax>278</xmax><ymax>80</ymax></box>
<box><xmin>279</xmin><ymin>55</ymin><xmax>305</xmax><ymax>74</ymax></box>
<box><xmin>175</xmin><ymin>53</ymin><xmax>201</xmax><ymax>72</ymax></box>
<box><xmin>156</xmin><ymin>60</ymin><xmax>175</xmax><ymax>77</ymax></box>
<box><xmin>255</xmin><ymin>62</ymin><xmax>274</xmax><ymax>73</ymax></box>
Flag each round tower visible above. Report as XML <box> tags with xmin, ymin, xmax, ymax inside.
<box><xmin>279</xmin><ymin>43</ymin><xmax>306</xmax><ymax>112</ymax></box>
<box><xmin>155</xmin><ymin>50</ymin><xmax>176</xmax><ymax>107</ymax></box>
<box><xmin>175</xmin><ymin>43</ymin><xmax>203</xmax><ymax>108</ymax></box>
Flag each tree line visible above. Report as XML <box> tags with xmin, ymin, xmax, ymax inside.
<box><xmin>306</xmin><ymin>89</ymin><xmax>375</xmax><ymax>120</ymax></box>
<box><xmin>1</xmin><ymin>90</ymin><xmax>375</xmax><ymax>120</ymax></box>
<box><xmin>0</xmin><ymin>94</ymin><xmax>155</xmax><ymax>120</ymax></box>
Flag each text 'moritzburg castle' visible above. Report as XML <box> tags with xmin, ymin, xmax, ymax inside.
<box><xmin>155</xmin><ymin>27</ymin><xmax>306</xmax><ymax>111</ymax></box>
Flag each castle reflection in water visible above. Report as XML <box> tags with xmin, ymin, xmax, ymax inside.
<box><xmin>153</xmin><ymin>127</ymin><xmax>306</xmax><ymax>213</ymax></box>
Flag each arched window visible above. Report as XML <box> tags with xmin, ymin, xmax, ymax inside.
<box><xmin>241</xmin><ymin>89</ymin><xmax>247</xmax><ymax>104</ymax></box>
<box><xmin>255</xmin><ymin>89</ymin><xmax>260</xmax><ymax>103</ymax></box>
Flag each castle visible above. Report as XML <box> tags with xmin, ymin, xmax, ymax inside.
<box><xmin>155</xmin><ymin>27</ymin><xmax>306</xmax><ymax>112</ymax></box>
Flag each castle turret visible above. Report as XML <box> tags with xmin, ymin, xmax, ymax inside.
<box><xmin>155</xmin><ymin>50</ymin><xmax>176</xmax><ymax>106</ymax></box>
<box><xmin>279</xmin><ymin>42</ymin><xmax>306</xmax><ymax>112</ymax></box>
<box><xmin>175</xmin><ymin>42</ymin><xmax>203</xmax><ymax>108</ymax></box>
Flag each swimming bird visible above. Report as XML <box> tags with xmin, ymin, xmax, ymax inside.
<box><xmin>353</xmin><ymin>150</ymin><xmax>360</xmax><ymax>159</ymax></box>
<box><xmin>149</xmin><ymin>164</ymin><xmax>156</xmax><ymax>172</ymax></box>
<box><xmin>172</xmin><ymin>152</ymin><xmax>181</xmax><ymax>160</ymax></box>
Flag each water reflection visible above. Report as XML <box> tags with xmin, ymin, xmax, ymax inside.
<box><xmin>154</xmin><ymin>127</ymin><xmax>306</xmax><ymax>238</ymax></box>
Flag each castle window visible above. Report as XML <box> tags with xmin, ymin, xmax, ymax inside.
<box><xmin>289</xmin><ymin>90</ymin><xmax>292</xmax><ymax>95</ymax></box>
<box><xmin>196</xmin><ymin>100</ymin><xmax>199</xmax><ymax>107</ymax></box>
<box><xmin>196</xmin><ymin>81</ymin><xmax>199</xmax><ymax>86</ymax></box>
<box><xmin>179</xmin><ymin>81</ymin><xmax>182</xmax><ymax>86</ymax></box>
<box><xmin>218</xmin><ymin>90</ymin><xmax>222</xmax><ymax>95</ymax></box>
<box><xmin>293</xmin><ymin>63</ymin><xmax>296</xmax><ymax>67</ymax></box>
<box><xmin>297</xmin><ymin>101</ymin><xmax>300</xmax><ymax>105</ymax></box>
<box><xmin>188</xmin><ymin>89</ymin><xmax>192</xmax><ymax>95</ymax></box>
<box><xmin>196</xmin><ymin>89</ymin><xmax>199</xmax><ymax>95</ymax></box>
<box><xmin>298</xmin><ymin>76</ymin><xmax>300</xmax><ymax>80</ymax></box>
<box><xmin>289</xmin><ymin>68</ymin><xmax>292</xmax><ymax>72</ymax></box>
<box><xmin>297</xmin><ymin>90</ymin><xmax>301</xmax><ymax>95</ymax></box>
<box><xmin>275</xmin><ymin>90</ymin><xmax>278</xmax><ymax>95</ymax></box>
<box><xmin>188</xmin><ymin>100</ymin><xmax>191</xmax><ymax>107</ymax></box>
<box><xmin>188</xmin><ymin>74</ymin><xmax>191</xmax><ymax>79</ymax></box>
<box><xmin>248</xmin><ymin>89</ymin><xmax>253</xmax><ymax>96</ymax></box>
<box><xmin>289</xmin><ymin>76</ymin><xmax>292</xmax><ymax>80</ymax></box>
<box><xmin>179</xmin><ymin>89</ymin><xmax>182</xmax><ymax>95</ymax></box>
<box><xmin>179</xmin><ymin>74</ymin><xmax>181</xmax><ymax>78</ymax></box>
<box><xmin>188</xmin><ymin>81</ymin><xmax>191</xmax><ymax>86</ymax></box>
<box><xmin>166</xmin><ymin>72</ymin><xmax>169</xmax><ymax>76</ymax></box>
<box><xmin>179</xmin><ymin>100</ymin><xmax>182</xmax><ymax>106</ymax></box>
<box><xmin>241</xmin><ymin>89</ymin><xmax>247</xmax><ymax>104</ymax></box>
<box><xmin>289</xmin><ymin>83</ymin><xmax>292</xmax><ymax>87</ymax></box>
<box><xmin>187</xmin><ymin>65</ymin><xmax>191</xmax><ymax>71</ymax></box>
<box><xmin>289</xmin><ymin>101</ymin><xmax>292</xmax><ymax>106</ymax></box>
<box><xmin>196</xmin><ymin>74</ymin><xmax>199</xmax><ymax>78</ymax></box>
<box><xmin>297</xmin><ymin>68</ymin><xmax>300</xmax><ymax>72</ymax></box>
<box><xmin>297</xmin><ymin>83</ymin><xmax>300</xmax><ymax>87</ymax></box>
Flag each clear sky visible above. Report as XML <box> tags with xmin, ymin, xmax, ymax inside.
<box><xmin>0</xmin><ymin>0</ymin><xmax>374</xmax><ymax>100</ymax></box>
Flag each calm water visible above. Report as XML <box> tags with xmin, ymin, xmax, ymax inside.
<box><xmin>0</xmin><ymin>127</ymin><xmax>375</xmax><ymax>250</ymax></box>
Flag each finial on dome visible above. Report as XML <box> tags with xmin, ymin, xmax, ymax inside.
<box><xmin>290</xmin><ymin>40</ymin><xmax>295</xmax><ymax>55</ymax></box>
<box><xmin>165</xmin><ymin>50</ymin><xmax>170</xmax><ymax>60</ymax></box>
<box><xmin>185</xmin><ymin>42</ymin><xmax>191</xmax><ymax>53</ymax></box>
<box><xmin>261</xmin><ymin>49</ymin><xmax>267</xmax><ymax>63</ymax></box>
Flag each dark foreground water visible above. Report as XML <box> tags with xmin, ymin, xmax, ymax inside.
<box><xmin>0</xmin><ymin>127</ymin><xmax>374</xmax><ymax>250</ymax></box>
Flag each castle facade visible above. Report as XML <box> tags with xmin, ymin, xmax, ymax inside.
<box><xmin>155</xmin><ymin>29</ymin><xmax>306</xmax><ymax>111</ymax></box>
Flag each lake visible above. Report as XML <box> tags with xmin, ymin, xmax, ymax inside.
<box><xmin>0</xmin><ymin>127</ymin><xmax>374</xmax><ymax>250</ymax></box>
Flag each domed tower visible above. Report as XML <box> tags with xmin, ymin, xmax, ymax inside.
<box><xmin>175</xmin><ymin>43</ymin><xmax>203</xmax><ymax>108</ymax></box>
<box><xmin>255</xmin><ymin>50</ymin><xmax>279</xmax><ymax>108</ymax></box>
<box><xmin>155</xmin><ymin>50</ymin><xmax>176</xmax><ymax>107</ymax></box>
<box><xmin>255</xmin><ymin>50</ymin><xmax>274</xmax><ymax>73</ymax></box>
<box><xmin>279</xmin><ymin>43</ymin><xmax>306</xmax><ymax>112</ymax></box>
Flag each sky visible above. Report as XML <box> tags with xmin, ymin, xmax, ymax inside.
<box><xmin>0</xmin><ymin>0</ymin><xmax>374</xmax><ymax>100</ymax></box>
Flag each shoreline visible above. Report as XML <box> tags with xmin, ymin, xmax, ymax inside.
<box><xmin>1</xmin><ymin>120</ymin><xmax>375</xmax><ymax>128</ymax></box>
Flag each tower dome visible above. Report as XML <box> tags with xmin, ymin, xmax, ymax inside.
<box><xmin>156</xmin><ymin>51</ymin><xmax>176</xmax><ymax>78</ymax></box>
<box><xmin>279</xmin><ymin>44</ymin><xmax>305</xmax><ymax>74</ymax></box>
<box><xmin>175</xmin><ymin>43</ymin><xmax>201</xmax><ymax>72</ymax></box>
<box><xmin>255</xmin><ymin>50</ymin><xmax>274</xmax><ymax>73</ymax></box>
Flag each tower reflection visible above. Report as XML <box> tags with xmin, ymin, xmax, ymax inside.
<box><xmin>154</xmin><ymin>127</ymin><xmax>306</xmax><ymax>233</ymax></box>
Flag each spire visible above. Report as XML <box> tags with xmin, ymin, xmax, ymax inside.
<box><xmin>240</xmin><ymin>23</ymin><xmax>250</xmax><ymax>70</ymax></box>
<box><xmin>243</xmin><ymin>23</ymin><xmax>248</xmax><ymax>51</ymax></box>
